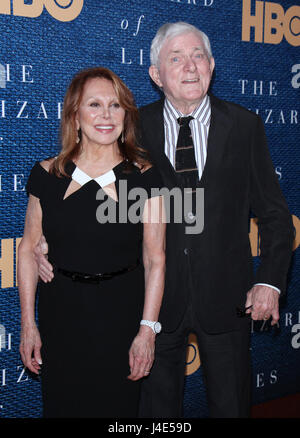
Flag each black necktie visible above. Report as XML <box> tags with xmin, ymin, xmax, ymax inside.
<box><xmin>175</xmin><ymin>116</ymin><xmax>198</xmax><ymax>191</ymax></box>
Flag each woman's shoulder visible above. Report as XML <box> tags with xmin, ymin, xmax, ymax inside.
<box><xmin>28</xmin><ymin>156</ymin><xmax>56</xmax><ymax>174</ymax></box>
<box><xmin>135</xmin><ymin>164</ymin><xmax>164</xmax><ymax>193</ymax></box>
<box><xmin>140</xmin><ymin>164</ymin><xmax>161</xmax><ymax>179</ymax></box>
<box><xmin>140</xmin><ymin>163</ymin><xmax>152</xmax><ymax>174</ymax></box>
<box><xmin>27</xmin><ymin>156</ymin><xmax>57</xmax><ymax>196</ymax></box>
<box><xmin>39</xmin><ymin>156</ymin><xmax>57</xmax><ymax>173</ymax></box>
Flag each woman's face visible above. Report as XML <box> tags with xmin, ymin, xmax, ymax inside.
<box><xmin>75</xmin><ymin>77</ymin><xmax>125</xmax><ymax>149</ymax></box>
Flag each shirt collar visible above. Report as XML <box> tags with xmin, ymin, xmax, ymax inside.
<box><xmin>164</xmin><ymin>95</ymin><xmax>211</xmax><ymax>127</ymax></box>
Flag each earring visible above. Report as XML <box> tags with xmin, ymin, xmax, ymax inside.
<box><xmin>121</xmin><ymin>132</ymin><xmax>125</xmax><ymax>143</ymax></box>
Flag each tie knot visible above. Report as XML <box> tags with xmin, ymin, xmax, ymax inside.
<box><xmin>177</xmin><ymin>116</ymin><xmax>194</xmax><ymax>127</ymax></box>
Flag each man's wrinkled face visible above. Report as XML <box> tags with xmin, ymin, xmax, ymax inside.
<box><xmin>149</xmin><ymin>32</ymin><xmax>215</xmax><ymax>113</ymax></box>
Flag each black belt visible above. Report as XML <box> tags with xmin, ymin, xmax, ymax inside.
<box><xmin>56</xmin><ymin>261</ymin><xmax>139</xmax><ymax>284</ymax></box>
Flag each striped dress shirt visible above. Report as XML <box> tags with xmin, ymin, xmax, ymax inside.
<box><xmin>163</xmin><ymin>94</ymin><xmax>211</xmax><ymax>181</ymax></box>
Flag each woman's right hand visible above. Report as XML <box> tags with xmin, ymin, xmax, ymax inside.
<box><xmin>34</xmin><ymin>235</ymin><xmax>54</xmax><ymax>283</ymax></box>
<box><xmin>19</xmin><ymin>323</ymin><xmax>42</xmax><ymax>375</ymax></box>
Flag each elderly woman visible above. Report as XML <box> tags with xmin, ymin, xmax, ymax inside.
<box><xmin>18</xmin><ymin>67</ymin><xmax>165</xmax><ymax>418</ymax></box>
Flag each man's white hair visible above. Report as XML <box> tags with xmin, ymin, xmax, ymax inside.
<box><xmin>150</xmin><ymin>22</ymin><xmax>213</xmax><ymax>67</ymax></box>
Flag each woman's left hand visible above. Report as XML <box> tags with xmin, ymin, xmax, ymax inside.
<box><xmin>127</xmin><ymin>326</ymin><xmax>156</xmax><ymax>381</ymax></box>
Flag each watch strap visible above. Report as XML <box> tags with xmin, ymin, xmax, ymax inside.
<box><xmin>140</xmin><ymin>319</ymin><xmax>161</xmax><ymax>334</ymax></box>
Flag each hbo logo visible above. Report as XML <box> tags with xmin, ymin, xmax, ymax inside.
<box><xmin>0</xmin><ymin>0</ymin><xmax>84</xmax><ymax>22</ymax></box>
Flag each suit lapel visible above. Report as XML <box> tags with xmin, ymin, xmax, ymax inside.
<box><xmin>199</xmin><ymin>94</ymin><xmax>233</xmax><ymax>187</ymax></box>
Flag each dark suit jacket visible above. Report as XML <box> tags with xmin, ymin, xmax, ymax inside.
<box><xmin>139</xmin><ymin>94</ymin><xmax>294</xmax><ymax>333</ymax></box>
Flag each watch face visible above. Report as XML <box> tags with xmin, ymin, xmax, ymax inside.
<box><xmin>154</xmin><ymin>322</ymin><xmax>162</xmax><ymax>333</ymax></box>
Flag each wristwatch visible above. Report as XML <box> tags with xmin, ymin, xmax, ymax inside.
<box><xmin>140</xmin><ymin>319</ymin><xmax>162</xmax><ymax>334</ymax></box>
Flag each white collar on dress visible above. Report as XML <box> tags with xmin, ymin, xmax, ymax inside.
<box><xmin>72</xmin><ymin>167</ymin><xmax>116</xmax><ymax>188</ymax></box>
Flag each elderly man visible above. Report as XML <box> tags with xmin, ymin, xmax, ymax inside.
<box><xmin>35</xmin><ymin>22</ymin><xmax>293</xmax><ymax>418</ymax></box>
<box><xmin>137</xmin><ymin>22</ymin><xmax>294</xmax><ymax>418</ymax></box>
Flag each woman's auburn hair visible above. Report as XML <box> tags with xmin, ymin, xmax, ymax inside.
<box><xmin>50</xmin><ymin>66</ymin><xmax>150</xmax><ymax>176</ymax></box>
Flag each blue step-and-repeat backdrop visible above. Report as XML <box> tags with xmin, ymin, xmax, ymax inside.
<box><xmin>0</xmin><ymin>0</ymin><xmax>299</xmax><ymax>418</ymax></box>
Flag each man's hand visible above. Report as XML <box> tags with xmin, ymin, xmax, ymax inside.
<box><xmin>34</xmin><ymin>235</ymin><xmax>54</xmax><ymax>282</ymax></box>
<box><xmin>245</xmin><ymin>285</ymin><xmax>280</xmax><ymax>326</ymax></box>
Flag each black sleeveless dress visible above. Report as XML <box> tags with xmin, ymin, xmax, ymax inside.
<box><xmin>26</xmin><ymin>159</ymin><xmax>163</xmax><ymax>418</ymax></box>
